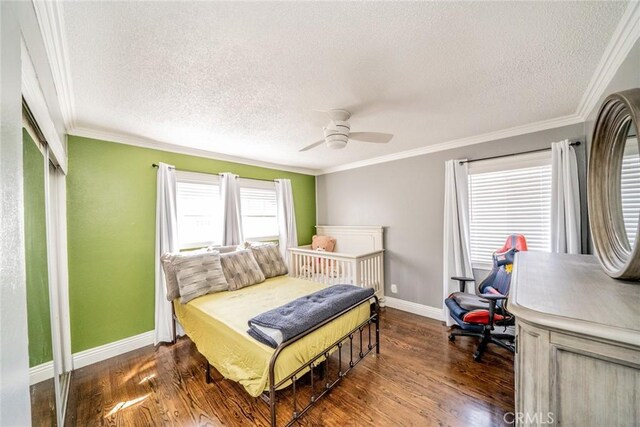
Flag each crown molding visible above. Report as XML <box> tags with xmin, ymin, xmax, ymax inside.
<box><xmin>576</xmin><ymin>1</ymin><xmax>640</xmax><ymax>121</ymax></box>
<box><xmin>38</xmin><ymin>1</ymin><xmax>639</xmax><ymax>176</ymax></box>
<box><xmin>21</xmin><ymin>38</ymin><xmax>68</xmax><ymax>173</ymax></box>
<box><xmin>69</xmin><ymin>126</ymin><xmax>320</xmax><ymax>176</ymax></box>
<box><xmin>318</xmin><ymin>113</ymin><xmax>583</xmax><ymax>175</ymax></box>
<box><xmin>32</xmin><ymin>0</ymin><xmax>76</xmax><ymax>130</ymax></box>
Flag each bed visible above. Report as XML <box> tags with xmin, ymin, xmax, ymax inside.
<box><xmin>171</xmin><ymin>274</ymin><xmax>380</xmax><ymax>426</ymax></box>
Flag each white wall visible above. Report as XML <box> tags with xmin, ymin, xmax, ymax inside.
<box><xmin>14</xmin><ymin>1</ymin><xmax>67</xmax><ymax>153</ymax></box>
<box><xmin>0</xmin><ymin>3</ymin><xmax>32</xmax><ymax>424</ymax></box>
<box><xmin>585</xmin><ymin>39</ymin><xmax>640</xmax><ymax>145</ymax></box>
<box><xmin>1</xmin><ymin>2</ymin><xmax>67</xmax><ymax>424</ymax></box>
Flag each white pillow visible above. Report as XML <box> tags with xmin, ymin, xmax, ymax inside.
<box><xmin>173</xmin><ymin>251</ymin><xmax>229</xmax><ymax>303</ymax></box>
<box><xmin>250</xmin><ymin>243</ymin><xmax>288</xmax><ymax>278</ymax></box>
<box><xmin>219</xmin><ymin>249</ymin><xmax>266</xmax><ymax>291</ymax></box>
<box><xmin>160</xmin><ymin>247</ymin><xmax>208</xmax><ymax>301</ymax></box>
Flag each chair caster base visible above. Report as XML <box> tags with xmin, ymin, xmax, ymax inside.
<box><xmin>473</xmin><ymin>351</ymin><xmax>482</xmax><ymax>362</ymax></box>
<box><xmin>448</xmin><ymin>334</ymin><xmax>455</xmax><ymax>341</ymax></box>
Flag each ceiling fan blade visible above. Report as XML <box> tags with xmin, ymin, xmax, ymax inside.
<box><xmin>349</xmin><ymin>132</ymin><xmax>393</xmax><ymax>144</ymax></box>
<box><xmin>299</xmin><ymin>139</ymin><xmax>325</xmax><ymax>152</ymax></box>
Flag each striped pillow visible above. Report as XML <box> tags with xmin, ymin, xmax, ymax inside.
<box><xmin>161</xmin><ymin>253</ymin><xmax>181</xmax><ymax>301</ymax></box>
<box><xmin>250</xmin><ymin>243</ymin><xmax>288</xmax><ymax>278</ymax></box>
<box><xmin>173</xmin><ymin>251</ymin><xmax>229</xmax><ymax>303</ymax></box>
<box><xmin>220</xmin><ymin>249</ymin><xmax>266</xmax><ymax>291</ymax></box>
<box><xmin>161</xmin><ymin>248</ymin><xmax>208</xmax><ymax>301</ymax></box>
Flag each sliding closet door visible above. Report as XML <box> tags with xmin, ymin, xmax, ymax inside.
<box><xmin>23</xmin><ymin>128</ymin><xmax>56</xmax><ymax>425</ymax></box>
<box><xmin>23</xmin><ymin>110</ymin><xmax>72</xmax><ymax>426</ymax></box>
<box><xmin>45</xmin><ymin>149</ymin><xmax>72</xmax><ymax>426</ymax></box>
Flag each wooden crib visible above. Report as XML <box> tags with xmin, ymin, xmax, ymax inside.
<box><xmin>288</xmin><ymin>225</ymin><xmax>385</xmax><ymax>305</ymax></box>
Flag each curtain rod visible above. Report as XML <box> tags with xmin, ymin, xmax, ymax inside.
<box><xmin>459</xmin><ymin>141</ymin><xmax>581</xmax><ymax>165</ymax></box>
<box><xmin>151</xmin><ymin>163</ymin><xmax>279</xmax><ymax>183</ymax></box>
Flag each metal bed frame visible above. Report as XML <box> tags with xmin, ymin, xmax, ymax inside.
<box><xmin>171</xmin><ymin>294</ymin><xmax>380</xmax><ymax>427</ymax></box>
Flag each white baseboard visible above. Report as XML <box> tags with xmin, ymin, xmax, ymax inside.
<box><xmin>73</xmin><ymin>330</ymin><xmax>154</xmax><ymax>370</ymax></box>
<box><xmin>29</xmin><ymin>361</ymin><xmax>55</xmax><ymax>386</ymax></box>
<box><xmin>385</xmin><ymin>297</ymin><xmax>443</xmax><ymax>321</ymax></box>
<box><xmin>29</xmin><ymin>330</ymin><xmax>154</xmax><ymax>385</ymax></box>
<box><xmin>29</xmin><ymin>299</ymin><xmax>442</xmax><ymax>385</ymax></box>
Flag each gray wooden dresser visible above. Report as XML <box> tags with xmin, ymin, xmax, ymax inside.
<box><xmin>509</xmin><ymin>252</ymin><xmax>640</xmax><ymax>426</ymax></box>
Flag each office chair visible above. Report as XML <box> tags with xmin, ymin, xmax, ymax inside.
<box><xmin>444</xmin><ymin>234</ymin><xmax>527</xmax><ymax>361</ymax></box>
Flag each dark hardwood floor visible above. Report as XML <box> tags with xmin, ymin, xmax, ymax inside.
<box><xmin>55</xmin><ymin>308</ymin><xmax>514</xmax><ymax>426</ymax></box>
<box><xmin>31</xmin><ymin>378</ymin><xmax>56</xmax><ymax>426</ymax></box>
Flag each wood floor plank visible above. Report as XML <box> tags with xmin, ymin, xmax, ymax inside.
<box><xmin>38</xmin><ymin>308</ymin><xmax>514</xmax><ymax>426</ymax></box>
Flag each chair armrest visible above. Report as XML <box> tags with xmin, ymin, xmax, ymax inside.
<box><xmin>479</xmin><ymin>294</ymin><xmax>508</xmax><ymax>326</ymax></box>
<box><xmin>451</xmin><ymin>276</ymin><xmax>475</xmax><ymax>282</ymax></box>
<box><xmin>451</xmin><ymin>276</ymin><xmax>475</xmax><ymax>293</ymax></box>
<box><xmin>479</xmin><ymin>294</ymin><xmax>508</xmax><ymax>301</ymax></box>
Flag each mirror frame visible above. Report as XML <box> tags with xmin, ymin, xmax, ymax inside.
<box><xmin>589</xmin><ymin>88</ymin><xmax>640</xmax><ymax>279</ymax></box>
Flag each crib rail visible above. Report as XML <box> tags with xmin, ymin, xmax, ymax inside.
<box><xmin>288</xmin><ymin>247</ymin><xmax>385</xmax><ymax>304</ymax></box>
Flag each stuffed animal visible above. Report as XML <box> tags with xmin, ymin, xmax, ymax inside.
<box><xmin>302</xmin><ymin>235</ymin><xmax>338</xmax><ymax>277</ymax></box>
<box><xmin>311</xmin><ymin>235</ymin><xmax>336</xmax><ymax>253</ymax></box>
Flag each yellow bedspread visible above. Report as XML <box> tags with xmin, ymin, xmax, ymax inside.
<box><xmin>173</xmin><ymin>276</ymin><xmax>372</xmax><ymax>397</ymax></box>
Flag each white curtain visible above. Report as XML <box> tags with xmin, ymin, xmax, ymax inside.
<box><xmin>220</xmin><ymin>172</ymin><xmax>243</xmax><ymax>245</ymax></box>
<box><xmin>275</xmin><ymin>179</ymin><xmax>298</xmax><ymax>263</ymax></box>
<box><xmin>442</xmin><ymin>159</ymin><xmax>474</xmax><ymax>326</ymax></box>
<box><xmin>551</xmin><ymin>140</ymin><xmax>581</xmax><ymax>254</ymax></box>
<box><xmin>154</xmin><ymin>163</ymin><xmax>179</xmax><ymax>345</ymax></box>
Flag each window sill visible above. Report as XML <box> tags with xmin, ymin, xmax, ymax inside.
<box><xmin>245</xmin><ymin>236</ymin><xmax>279</xmax><ymax>242</ymax></box>
<box><xmin>471</xmin><ymin>262</ymin><xmax>492</xmax><ymax>271</ymax></box>
<box><xmin>180</xmin><ymin>242</ymin><xmax>218</xmax><ymax>251</ymax></box>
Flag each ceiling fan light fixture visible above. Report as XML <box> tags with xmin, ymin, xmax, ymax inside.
<box><xmin>327</xmin><ymin>139</ymin><xmax>348</xmax><ymax>149</ymax></box>
<box><xmin>299</xmin><ymin>108</ymin><xmax>393</xmax><ymax>152</ymax></box>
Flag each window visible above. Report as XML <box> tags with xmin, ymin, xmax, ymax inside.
<box><xmin>176</xmin><ymin>171</ymin><xmax>221</xmax><ymax>249</ymax></box>
<box><xmin>175</xmin><ymin>172</ymin><xmax>279</xmax><ymax>247</ymax></box>
<box><xmin>239</xmin><ymin>179</ymin><xmax>278</xmax><ymax>240</ymax></box>
<box><xmin>622</xmin><ymin>137</ymin><xmax>640</xmax><ymax>246</ymax></box>
<box><xmin>468</xmin><ymin>152</ymin><xmax>552</xmax><ymax>267</ymax></box>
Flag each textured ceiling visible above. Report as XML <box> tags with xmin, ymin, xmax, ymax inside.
<box><xmin>61</xmin><ymin>1</ymin><xmax>627</xmax><ymax>171</ymax></box>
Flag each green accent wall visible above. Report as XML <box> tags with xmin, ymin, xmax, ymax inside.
<box><xmin>67</xmin><ymin>136</ymin><xmax>316</xmax><ymax>352</ymax></box>
<box><xmin>23</xmin><ymin>129</ymin><xmax>53</xmax><ymax>367</ymax></box>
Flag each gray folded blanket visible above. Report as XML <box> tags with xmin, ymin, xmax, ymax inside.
<box><xmin>247</xmin><ymin>284</ymin><xmax>375</xmax><ymax>348</ymax></box>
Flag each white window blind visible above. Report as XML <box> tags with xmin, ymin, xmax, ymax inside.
<box><xmin>621</xmin><ymin>138</ymin><xmax>640</xmax><ymax>247</ymax></box>
<box><xmin>176</xmin><ymin>172</ymin><xmax>221</xmax><ymax>249</ymax></box>
<box><xmin>239</xmin><ymin>180</ymin><xmax>278</xmax><ymax>240</ymax></box>
<box><xmin>468</xmin><ymin>154</ymin><xmax>552</xmax><ymax>266</ymax></box>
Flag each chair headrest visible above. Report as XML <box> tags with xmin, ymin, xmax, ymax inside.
<box><xmin>494</xmin><ymin>247</ymin><xmax>517</xmax><ymax>266</ymax></box>
<box><xmin>493</xmin><ymin>234</ymin><xmax>528</xmax><ymax>267</ymax></box>
<box><xmin>497</xmin><ymin>234</ymin><xmax>528</xmax><ymax>253</ymax></box>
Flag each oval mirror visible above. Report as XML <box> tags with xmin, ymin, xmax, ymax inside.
<box><xmin>589</xmin><ymin>88</ymin><xmax>640</xmax><ymax>279</ymax></box>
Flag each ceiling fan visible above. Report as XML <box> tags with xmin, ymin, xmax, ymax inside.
<box><xmin>299</xmin><ymin>109</ymin><xmax>393</xmax><ymax>152</ymax></box>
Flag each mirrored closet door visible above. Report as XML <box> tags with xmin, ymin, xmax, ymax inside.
<box><xmin>23</xmin><ymin>105</ymin><xmax>72</xmax><ymax>426</ymax></box>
